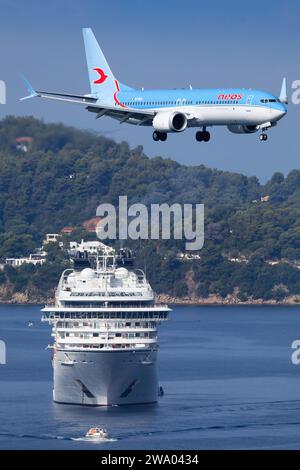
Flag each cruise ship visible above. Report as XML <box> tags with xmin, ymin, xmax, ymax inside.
<box><xmin>41</xmin><ymin>243</ymin><xmax>170</xmax><ymax>406</ymax></box>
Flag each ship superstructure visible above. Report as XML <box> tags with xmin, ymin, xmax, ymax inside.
<box><xmin>42</xmin><ymin>244</ymin><xmax>170</xmax><ymax>405</ymax></box>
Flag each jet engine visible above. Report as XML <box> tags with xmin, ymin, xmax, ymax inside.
<box><xmin>152</xmin><ymin>112</ymin><xmax>187</xmax><ymax>132</ymax></box>
<box><xmin>227</xmin><ymin>124</ymin><xmax>259</xmax><ymax>134</ymax></box>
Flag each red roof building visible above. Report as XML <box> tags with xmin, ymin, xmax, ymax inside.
<box><xmin>61</xmin><ymin>226</ymin><xmax>75</xmax><ymax>234</ymax></box>
<box><xmin>15</xmin><ymin>136</ymin><xmax>33</xmax><ymax>152</ymax></box>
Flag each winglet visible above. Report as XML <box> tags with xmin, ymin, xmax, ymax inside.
<box><xmin>279</xmin><ymin>77</ymin><xmax>288</xmax><ymax>104</ymax></box>
<box><xmin>20</xmin><ymin>75</ymin><xmax>38</xmax><ymax>101</ymax></box>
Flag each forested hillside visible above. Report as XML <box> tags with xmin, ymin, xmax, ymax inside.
<box><xmin>0</xmin><ymin>115</ymin><xmax>300</xmax><ymax>303</ymax></box>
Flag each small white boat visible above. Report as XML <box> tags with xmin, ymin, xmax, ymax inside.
<box><xmin>28</xmin><ymin>322</ymin><xmax>33</xmax><ymax>327</ymax></box>
<box><xmin>85</xmin><ymin>427</ymin><xmax>108</xmax><ymax>439</ymax></box>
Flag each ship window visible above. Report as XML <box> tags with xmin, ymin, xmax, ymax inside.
<box><xmin>93</xmin><ymin>333</ymin><xmax>99</xmax><ymax>337</ymax></box>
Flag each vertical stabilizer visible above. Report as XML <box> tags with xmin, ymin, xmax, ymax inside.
<box><xmin>82</xmin><ymin>28</ymin><xmax>133</xmax><ymax>101</ymax></box>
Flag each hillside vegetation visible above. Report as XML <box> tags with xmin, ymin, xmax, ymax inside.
<box><xmin>0</xmin><ymin>115</ymin><xmax>300</xmax><ymax>303</ymax></box>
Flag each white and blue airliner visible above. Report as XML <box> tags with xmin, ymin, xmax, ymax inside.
<box><xmin>21</xmin><ymin>28</ymin><xmax>288</xmax><ymax>142</ymax></box>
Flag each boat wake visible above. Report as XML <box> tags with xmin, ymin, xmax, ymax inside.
<box><xmin>72</xmin><ymin>437</ymin><xmax>117</xmax><ymax>443</ymax></box>
<box><xmin>0</xmin><ymin>431</ymin><xmax>117</xmax><ymax>443</ymax></box>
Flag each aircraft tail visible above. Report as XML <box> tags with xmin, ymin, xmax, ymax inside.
<box><xmin>82</xmin><ymin>28</ymin><xmax>134</xmax><ymax>99</ymax></box>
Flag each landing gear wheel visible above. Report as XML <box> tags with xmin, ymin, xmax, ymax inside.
<box><xmin>153</xmin><ymin>131</ymin><xmax>167</xmax><ymax>141</ymax></box>
<box><xmin>153</xmin><ymin>131</ymin><xmax>160</xmax><ymax>141</ymax></box>
<box><xmin>196</xmin><ymin>130</ymin><xmax>211</xmax><ymax>142</ymax></box>
<box><xmin>196</xmin><ymin>131</ymin><xmax>203</xmax><ymax>142</ymax></box>
<box><xmin>203</xmin><ymin>131</ymin><xmax>211</xmax><ymax>142</ymax></box>
<box><xmin>260</xmin><ymin>133</ymin><xmax>268</xmax><ymax>141</ymax></box>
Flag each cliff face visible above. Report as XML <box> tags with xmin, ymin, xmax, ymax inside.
<box><xmin>0</xmin><ymin>282</ymin><xmax>55</xmax><ymax>304</ymax></box>
<box><xmin>185</xmin><ymin>268</ymin><xmax>199</xmax><ymax>302</ymax></box>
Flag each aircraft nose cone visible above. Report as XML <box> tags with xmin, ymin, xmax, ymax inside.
<box><xmin>278</xmin><ymin>108</ymin><xmax>287</xmax><ymax>119</ymax></box>
<box><xmin>273</xmin><ymin>106</ymin><xmax>287</xmax><ymax>121</ymax></box>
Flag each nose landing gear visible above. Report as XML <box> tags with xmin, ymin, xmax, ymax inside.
<box><xmin>259</xmin><ymin>133</ymin><xmax>268</xmax><ymax>141</ymax></box>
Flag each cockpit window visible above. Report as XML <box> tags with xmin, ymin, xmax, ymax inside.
<box><xmin>261</xmin><ymin>98</ymin><xmax>280</xmax><ymax>103</ymax></box>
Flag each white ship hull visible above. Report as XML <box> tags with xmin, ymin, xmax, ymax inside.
<box><xmin>53</xmin><ymin>348</ymin><xmax>159</xmax><ymax>406</ymax></box>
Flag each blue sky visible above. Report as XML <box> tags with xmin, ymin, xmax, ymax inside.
<box><xmin>1</xmin><ymin>0</ymin><xmax>299</xmax><ymax>182</ymax></box>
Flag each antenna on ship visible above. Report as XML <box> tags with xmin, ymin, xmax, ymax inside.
<box><xmin>96</xmin><ymin>250</ymin><xmax>100</xmax><ymax>272</ymax></box>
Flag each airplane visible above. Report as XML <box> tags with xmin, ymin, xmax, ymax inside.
<box><xmin>21</xmin><ymin>27</ymin><xmax>288</xmax><ymax>143</ymax></box>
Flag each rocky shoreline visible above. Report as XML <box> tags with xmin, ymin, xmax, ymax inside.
<box><xmin>0</xmin><ymin>290</ymin><xmax>300</xmax><ymax>306</ymax></box>
<box><xmin>156</xmin><ymin>293</ymin><xmax>300</xmax><ymax>306</ymax></box>
<box><xmin>0</xmin><ymin>285</ymin><xmax>55</xmax><ymax>305</ymax></box>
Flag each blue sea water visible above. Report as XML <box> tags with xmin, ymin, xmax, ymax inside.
<box><xmin>1</xmin><ymin>304</ymin><xmax>300</xmax><ymax>450</ymax></box>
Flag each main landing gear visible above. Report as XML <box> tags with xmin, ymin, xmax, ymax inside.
<box><xmin>152</xmin><ymin>131</ymin><xmax>167</xmax><ymax>142</ymax></box>
<box><xmin>259</xmin><ymin>133</ymin><xmax>268</xmax><ymax>141</ymax></box>
<box><xmin>195</xmin><ymin>128</ymin><xmax>210</xmax><ymax>142</ymax></box>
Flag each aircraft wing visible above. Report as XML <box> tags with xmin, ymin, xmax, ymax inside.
<box><xmin>84</xmin><ymin>104</ymin><xmax>154</xmax><ymax>125</ymax></box>
<box><xmin>34</xmin><ymin>90</ymin><xmax>99</xmax><ymax>105</ymax></box>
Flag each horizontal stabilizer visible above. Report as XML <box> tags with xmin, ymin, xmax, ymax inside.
<box><xmin>20</xmin><ymin>75</ymin><xmax>38</xmax><ymax>101</ymax></box>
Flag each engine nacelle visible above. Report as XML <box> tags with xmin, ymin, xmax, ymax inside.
<box><xmin>153</xmin><ymin>112</ymin><xmax>187</xmax><ymax>132</ymax></box>
<box><xmin>227</xmin><ymin>124</ymin><xmax>259</xmax><ymax>134</ymax></box>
